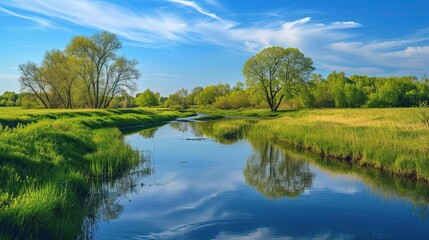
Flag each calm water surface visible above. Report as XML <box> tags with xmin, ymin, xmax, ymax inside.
<box><xmin>86</xmin><ymin>120</ymin><xmax>429</xmax><ymax>239</ymax></box>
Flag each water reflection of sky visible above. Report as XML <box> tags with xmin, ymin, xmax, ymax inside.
<box><xmin>94</xmin><ymin>123</ymin><xmax>429</xmax><ymax>240</ymax></box>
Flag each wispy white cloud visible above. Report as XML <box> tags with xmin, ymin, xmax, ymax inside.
<box><xmin>0</xmin><ymin>6</ymin><xmax>51</xmax><ymax>28</ymax></box>
<box><xmin>327</xmin><ymin>34</ymin><xmax>429</xmax><ymax>74</ymax></box>
<box><xmin>168</xmin><ymin>0</ymin><xmax>222</xmax><ymax>21</ymax></box>
<box><xmin>1</xmin><ymin>0</ymin><xmax>189</xmax><ymax>45</ymax></box>
<box><xmin>1</xmin><ymin>0</ymin><xmax>427</xmax><ymax>76</ymax></box>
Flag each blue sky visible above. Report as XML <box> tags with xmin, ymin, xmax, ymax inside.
<box><xmin>0</xmin><ymin>0</ymin><xmax>428</xmax><ymax>95</ymax></box>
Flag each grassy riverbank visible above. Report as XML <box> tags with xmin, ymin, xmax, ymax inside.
<box><xmin>0</xmin><ymin>107</ymin><xmax>194</xmax><ymax>128</ymax></box>
<box><xmin>202</xmin><ymin>108</ymin><xmax>429</xmax><ymax>181</ymax></box>
<box><xmin>0</xmin><ymin>108</ymin><xmax>193</xmax><ymax>239</ymax></box>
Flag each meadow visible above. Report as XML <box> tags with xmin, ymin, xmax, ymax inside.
<box><xmin>1</xmin><ymin>106</ymin><xmax>428</xmax><ymax>238</ymax></box>
<box><xmin>0</xmin><ymin>107</ymin><xmax>193</xmax><ymax>239</ymax></box>
<box><xmin>203</xmin><ymin>108</ymin><xmax>429</xmax><ymax>181</ymax></box>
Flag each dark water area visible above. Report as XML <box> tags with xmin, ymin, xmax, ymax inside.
<box><xmin>84</xmin><ymin>120</ymin><xmax>429</xmax><ymax>239</ymax></box>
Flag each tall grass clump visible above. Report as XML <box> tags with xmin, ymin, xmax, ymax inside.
<box><xmin>86</xmin><ymin>128</ymin><xmax>140</xmax><ymax>178</ymax></box>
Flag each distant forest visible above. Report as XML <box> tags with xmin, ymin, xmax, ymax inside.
<box><xmin>3</xmin><ymin>72</ymin><xmax>428</xmax><ymax>109</ymax></box>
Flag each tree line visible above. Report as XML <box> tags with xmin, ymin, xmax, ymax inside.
<box><xmin>5</xmin><ymin>71</ymin><xmax>428</xmax><ymax>110</ymax></box>
<box><xmin>9</xmin><ymin>42</ymin><xmax>428</xmax><ymax>110</ymax></box>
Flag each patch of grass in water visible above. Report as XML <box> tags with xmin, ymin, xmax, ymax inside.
<box><xmin>194</xmin><ymin>114</ymin><xmax>225</xmax><ymax>121</ymax></box>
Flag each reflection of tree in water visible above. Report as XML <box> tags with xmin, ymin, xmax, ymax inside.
<box><xmin>185</xmin><ymin>120</ymin><xmax>252</xmax><ymax>144</ymax></box>
<box><xmin>244</xmin><ymin>139</ymin><xmax>314</xmax><ymax>199</ymax></box>
<box><xmin>139</xmin><ymin>126</ymin><xmax>159</xmax><ymax>139</ymax></box>
<box><xmin>78</xmin><ymin>152</ymin><xmax>154</xmax><ymax>239</ymax></box>
<box><xmin>169</xmin><ymin>121</ymin><xmax>190</xmax><ymax>133</ymax></box>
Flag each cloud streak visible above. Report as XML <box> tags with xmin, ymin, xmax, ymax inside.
<box><xmin>1</xmin><ymin>0</ymin><xmax>189</xmax><ymax>45</ymax></box>
<box><xmin>0</xmin><ymin>0</ymin><xmax>427</xmax><ymax>76</ymax></box>
<box><xmin>0</xmin><ymin>6</ymin><xmax>51</xmax><ymax>28</ymax></box>
<box><xmin>169</xmin><ymin>0</ymin><xmax>223</xmax><ymax>22</ymax></box>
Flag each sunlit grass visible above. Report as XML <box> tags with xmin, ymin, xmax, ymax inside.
<box><xmin>0</xmin><ymin>107</ymin><xmax>194</xmax><ymax>239</ymax></box>
<box><xmin>247</xmin><ymin>108</ymin><xmax>429</xmax><ymax>181</ymax></box>
<box><xmin>0</xmin><ymin>107</ymin><xmax>194</xmax><ymax>128</ymax></box>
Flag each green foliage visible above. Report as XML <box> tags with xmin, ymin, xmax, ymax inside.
<box><xmin>193</xmin><ymin>84</ymin><xmax>231</xmax><ymax>106</ymax></box>
<box><xmin>108</xmin><ymin>93</ymin><xmax>137</xmax><ymax>109</ymax></box>
<box><xmin>0</xmin><ymin>92</ymin><xmax>19</xmax><ymax>107</ymax></box>
<box><xmin>18</xmin><ymin>31</ymin><xmax>140</xmax><ymax>109</ymax></box>
<box><xmin>165</xmin><ymin>88</ymin><xmax>190</xmax><ymax>109</ymax></box>
<box><xmin>243</xmin><ymin>46</ymin><xmax>314</xmax><ymax>112</ymax></box>
<box><xmin>295</xmin><ymin>73</ymin><xmax>428</xmax><ymax>109</ymax></box>
<box><xmin>136</xmin><ymin>89</ymin><xmax>159</xmax><ymax>107</ymax></box>
<box><xmin>213</xmin><ymin>90</ymin><xmax>253</xmax><ymax>109</ymax></box>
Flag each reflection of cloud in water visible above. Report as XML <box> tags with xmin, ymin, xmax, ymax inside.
<box><xmin>135</xmin><ymin>219</ymin><xmax>245</xmax><ymax>240</ymax></box>
<box><xmin>136</xmin><ymin>168</ymin><xmax>244</xmax><ymax>197</ymax></box>
<box><xmin>164</xmin><ymin>192</ymin><xmax>221</xmax><ymax>215</ymax></box>
<box><xmin>214</xmin><ymin>228</ymin><xmax>276</xmax><ymax>240</ymax></box>
<box><xmin>119</xmin><ymin>167</ymin><xmax>245</xmax><ymax>223</ymax></box>
<box><xmin>214</xmin><ymin>228</ymin><xmax>355</xmax><ymax>240</ymax></box>
<box><xmin>307</xmin><ymin>168</ymin><xmax>361</xmax><ymax>195</ymax></box>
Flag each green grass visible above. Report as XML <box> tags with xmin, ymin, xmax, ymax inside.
<box><xmin>0</xmin><ymin>107</ymin><xmax>194</xmax><ymax>128</ymax></box>
<box><xmin>0</xmin><ymin>107</ymin><xmax>194</xmax><ymax>239</ymax></box>
<box><xmin>199</xmin><ymin>107</ymin><xmax>429</xmax><ymax>181</ymax></box>
<box><xmin>245</xmin><ymin>108</ymin><xmax>429</xmax><ymax>181</ymax></box>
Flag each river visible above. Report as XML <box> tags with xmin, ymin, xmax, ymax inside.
<box><xmin>82</xmin><ymin>119</ymin><xmax>429</xmax><ymax>239</ymax></box>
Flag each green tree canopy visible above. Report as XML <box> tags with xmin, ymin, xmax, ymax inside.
<box><xmin>243</xmin><ymin>46</ymin><xmax>314</xmax><ymax>112</ymax></box>
<box><xmin>136</xmin><ymin>89</ymin><xmax>159</xmax><ymax>107</ymax></box>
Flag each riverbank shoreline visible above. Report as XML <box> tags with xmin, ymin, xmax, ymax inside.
<box><xmin>198</xmin><ymin>108</ymin><xmax>429</xmax><ymax>182</ymax></box>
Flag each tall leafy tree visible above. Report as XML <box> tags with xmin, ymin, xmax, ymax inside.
<box><xmin>66</xmin><ymin>31</ymin><xmax>140</xmax><ymax>108</ymax></box>
<box><xmin>18</xmin><ymin>31</ymin><xmax>140</xmax><ymax>109</ymax></box>
<box><xmin>243</xmin><ymin>46</ymin><xmax>314</xmax><ymax>112</ymax></box>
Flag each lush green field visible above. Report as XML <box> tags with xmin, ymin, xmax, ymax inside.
<box><xmin>202</xmin><ymin>108</ymin><xmax>429</xmax><ymax>181</ymax></box>
<box><xmin>0</xmin><ymin>107</ymin><xmax>194</xmax><ymax>128</ymax></box>
<box><xmin>0</xmin><ymin>107</ymin><xmax>194</xmax><ymax>239</ymax></box>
